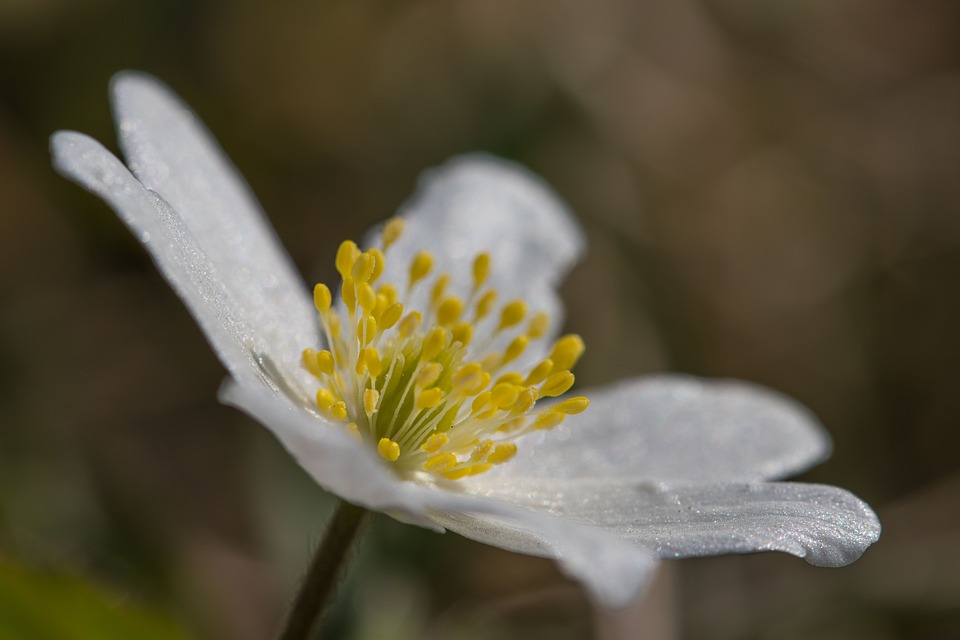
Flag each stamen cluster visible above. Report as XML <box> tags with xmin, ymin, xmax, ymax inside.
<box><xmin>301</xmin><ymin>218</ymin><xmax>589</xmax><ymax>480</ymax></box>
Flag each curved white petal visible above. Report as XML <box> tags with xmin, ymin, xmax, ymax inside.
<box><xmin>481</xmin><ymin>375</ymin><xmax>831</xmax><ymax>484</ymax></box>
<box><xmin>224</xmin><ymin>378</ymin><xmax>656</xmax><ymax>606</ymax></box>
<box><xmin>51</xmin><ymin>131</ymin><xmax>276</xmax><ymax>387</ymax></box>
<box><xmin>372</xmin><ymin>155</ymin><xmax>585</xmax><ymax>368</ymax></box>
<box><xmin>111</xmin><ymin>72</ymin><xmax>319</xmax><ymax>377</ymax></box>
<box><xmin>465</xmin><ymin>478</ymin><xmax>880</xmax><ymax>568</ymax></box>
<box><xmin>427</xmin><ymin>508</ymin><xmax>657</xmax><ymax>608</ymax></box>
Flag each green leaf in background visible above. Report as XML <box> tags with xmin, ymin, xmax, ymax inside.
<box><xmin>0</xmin><ymin>558</ymin><xmax>188</xmax><ymax>640</ymax></box>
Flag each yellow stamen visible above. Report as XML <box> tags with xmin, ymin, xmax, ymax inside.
<box><xmin>415</xmin><ymin>362</ymin><xmax>443</xmax><ymax>388</ymax></box>
<box><xmin>498</xmin><ymin>300</ymin><xmax>527</xmax><ymax>331</ymax></box>
<box><xmin>472</xmin><ymin>253</ymin><xmax>491</xmax><ymax>289</ymax></box>
<box><xmin>313</xmin><ymin>284</ymin><xmax>332</xmax><ymax>313</ymax></box>
<box><xmin>528</xmin><ymin>312</ymin><xmax>549</xmax><ymax>339</ymax></box>
<box><xmin>336</xmin><ymin>240</ymin><xmax>360</xmax><ymax>278</ymax></box>
<box><xmin>364</xmin><ymin>389</ymin><xmax>380</xmax><ymax>417</ymax></box>
<box><xmin>382</xmin><ymin>217</ymin><xmax>405</xmax><ymax>249</ymax></box>
<box><xmin>550</xmin><ymin>334</ymin><xmax>585</xmax><ymax>372</ymax></box>
<box><xmin>436</xmin><ymin>296</ymin><xmax>464</xmax><ymax>326</ymax></box>
<box><xmin>417</xmin><ymin>387</ymin><xmax>444</xmax><ymax>410</ymax></box>
<box><xmin>475</xmin><ymin>290</ymin><xmax>497</xmax><ymax>319</ymax></box>
<box><xmin>541</xmin><ymin>371</ymin><xmax>575</xmax><ymax>397</ymax></box>
<box><xmin>422</xmin><ymin>433</ymin><xmax>449</xmax><ymax>453</ymax></box>
<box><xmin>409</xmin><ymin>251</ymin><xmax>433</xmax><ymax>286</ymax></box>
<box><xmin>488</xmin><ymin>443</ymin><xmax>517</xmax><ymax>464</ymax></box>
<box><xmin>555</xmin><ymin>396</ymin><xmax>590</xmax><ymax>415</ymax></box>
<box><xmin>378</xmin><ymin>438</ymin><xmax>401</xmax><ymax>461</ymax></box>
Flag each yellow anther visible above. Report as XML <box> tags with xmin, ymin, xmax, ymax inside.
<box><xmin>444</xmin><ymin>464</ymin><xmax>492</xmax><ymax>480</ymax></box>
<box><xmin>452</xmin><ymin>362</ymin><xmax>485</xmax><ymax>395</ymax></box>
<box><xmin>421</xmin><ymin>327</ymin><xmax>449</xmax><ymax>361</ymax></box>
<box><xmin>382</xmin><ymin>217</ymin><xmax>405</xmax><ymax>249</ymax></box>
<box><xmin>495</xmin><ymin>372</ymin><xmax>524</xmax><ymax>386</ymax></box>
<box><xmin>409</xmin><ymin>251</ymin><xmax>433</xmax><ymax>286</ymax></box>
<box><xmin>470</xmin><ymin>439</ymin><xmax>494</xmax><ymax>462</ymax></box>
<box><xmin>416</xmin><ymin>362</ymin><xmax>443</xmax><ymax>388</ymax></box>
<box><xmin>357</xmin><ymin>315</ymin><xmax>377</xmax><ymax>345</ymax></box>
<box><xmin>368</xmin><ymin>248</ymin><xmax>386</xmax><ymax>282</ymax></box>
<box><xmin>488</xmin><ymin>443</ymin><xmax>518</xmax><ymax>464</ymax></box>
<box><xmin>533</xmin><ymin>411</ymin><xmax>565</xmax><ymax>430</ymax></box>
<box><xmin>315</xmin><ymin>388</ymin><xmax>337</xmax><ymax>411</ymax></box>
<box><xmin>541</xmin><ymin>371</ymin><xmax>575</xmax><ymax>397</ymax></box>
<box><xmin>417</xmin><ymin>387</ymin><xmax>444</xmax><ymax>410</ymax></box>
<box><xmin>451</xmin><ymin>322</ymin><xmax>473</xmax><ymax>346</ymax></box>
<box><xmin>313</xmin><ymin>283</ymin><xmax>332</xmax><ymax>313</ymax></box>
<box><xmin>422</xmin><ymin>433</ymin><xmax>449</xmax><ymax>453</ymax></box>
<box><xmin>398</xmin><ymin>311</ymin><xmax>421</xmax><ymax>338</ymax></box>
<box><xmin>357</xmin><ymin>347</ymin><xmax>382</xmax><ymax>378</ymax></box>
<box><xmin>502</xmin><ymin>334</ymin><xmax>528</xmax><ymax>364</ymax></box>
<box><xmin>523</xmin><ymin>359</ymin><xmax>553</xmax><ymax>386</ymax></box>
<box><xmin>437</xmin><ymin>296</ymin><xmax>463</xmax><ymax>327</ymax></box>
<box><xmin>336</xmin><ymin>240</ymin><xmax>360</xmax><ymax>278</ymax></box>
<box><xmin>379</xmin><ymin>302</ymin><xmax>403</xmax><ymax>330</ymax></box>
<box><xmin>315</xmin><ymin>350</ymin><xmax>335</xmax><ymax>376</ymax></box>
<box><xmin>329</xmin><ymin>401</ymin><xmax>348</xmax><ymax>421</ymax></box>
<box><xmin>471</xmin><ymin>391</ymin><xmax>492</xmax><ymax>414</ymax></box>
<box><xmin>472</xmin><ymin>253</ymin><xmax>491</xmax><ymax>289</ymax></box>
<box><xmin>345</xmin><ymin>422</ymin><xmax>362</xmax><ymax>443</ymax></box>
<box><xmin>364</xmin><ymin>389</ymin><xmax>380</xmax><ymax>417</ymax></box>
<box><xmin>424</xmin><ymin>452</ymin><xmax>457</xmax><ymax>472</ymax></box>
<box><xmin>550</xmin><ymin>334</ymin><xmax>585</xmax><ymax>372</ymax></box>
<box><xmin>491</xmin><ymin>383</ymin><xmax>521</xmax><ymax>410</ymax></box>
<box><xmin>431</xmin><ymin>274</ymin><xmax>450</xmax><ymax>306</ymax></box>
<box><xmin>498</xmin><ymin>300</ymin><xmax>527</xmax><ymax>331</ymax></box>
<box><xmin>475</xmin><ymin>290</ymin><xmax>497</xmax><ymax>319</ymax></box>
<box><xmin>437</xmin><ymin>296</ymin><xmax>464</xmax><ymax>326</ymax></box>
<box><xmin>480</xmin><ymin>352</ymin><xmax>501</xmax><ymax>372</ymax></box>
<box><xmin>378</xmin><ymin>283</ymin><xmax>398</xmax><ymax>306</ymax></box>
<box><xmin>555</xmin><ymin>396</ymin><xmax>590</xmax><ymax>415</ymax></box>
<box><xmin>351</xmin><ymin>252</ymin><xmax>375</xmax><ymax>283</ymax></box>
<box><xmin>302</xmin><ymin>349</ymin><xmax>321</xmax><ymax>377</ymax></box>
<box><xmin>371</xmin><ymin>293</ymin><xmax>388</xmax><ymax>322</ymax></box>
<box><xmin>328</xmin><ymin>313</ymin><xmax>342</xmax><ymax>339</ymax></box>
<box><xmin>378</xmin><ymin>438</ymin><xmax>401</xmax><ymax>462</ymax></box>
<box><xmin>357</xmin><ymin>281</ymin><xmax>377</xmax><ymax>312</ymax></box>
<box><xmin>528</xmin><ymin>312</ymin><xmax>549</xmax><ymax>339</ymax></box>
<box><xmin>341</xmin><ymin>277</ymin><xmax>357</xmax><ymax>312</ymax></box>
<box><xmin>513</xmin><ymin>386</ymin><xmax>538</xmax><ymax>413</ymax></box>
<box><xmin>498</xmin><ymin>417</ymin><xmax>527</xmax><ymax>433</ymax></box>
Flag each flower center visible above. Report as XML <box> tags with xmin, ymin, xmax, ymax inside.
<box><xmin>301</xmin><ymin>217</ymin><xmax>589</xmax><ymax>480</ymax></box>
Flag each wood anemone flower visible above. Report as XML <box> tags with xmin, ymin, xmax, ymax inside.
<box><xmin>51</xmin><ymin>72</ymin><xmax>880</xmax><ymax>608</ymax></box>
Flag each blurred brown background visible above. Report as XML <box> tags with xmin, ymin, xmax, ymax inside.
<box><xmin>2</xmin><ymin>0</ymin><xmax>959</xmax><ymax>638</ymax></box>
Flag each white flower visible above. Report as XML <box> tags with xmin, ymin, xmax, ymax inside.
<box><xmin>51</xmin><ymin>72</ymin><xmax>880</xmax><ymax>607</ymax></box>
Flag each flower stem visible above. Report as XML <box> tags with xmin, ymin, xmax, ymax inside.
<box><xmin>278</xmin><ymin>500</ymin><xmax>370</xmax><ymax>640</ymax></box>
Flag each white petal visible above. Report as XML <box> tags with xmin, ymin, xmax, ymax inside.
<box><xmin>465</xmin><ymin>478</ymin><xmax>880</xmax><ymax>568</ymax></box>
<box><xmin>222</xmin><ymin>378</ymin><xmax>655</xmax><ymax>607</ymax></box>
<box><xmin>427</xmin><ymin>508</ymin><xmax>657</xmax><ymax>608</ymax></box>
<box><xmin>219</xmin><ymin>379</ymin><xmax>438</xmax><ymax>524</ymax></box>
<box><xmin>51</xmin><ymin>131</ymin><xmax>275</xmax><ymax>387</ymax></box>
<box><xmin>484</xmin><ymin>375</ymin><xmax>831</xmax><ymax>483</ymax></box>
<box><xmin>110</xmin><ymin>72</ymin><xmax>318</xmax><ymax>376</ymax></box>
<box><xmin>372</xmin><ymin>155</ymin><xmax>585</xmax><ymax>366</ymax></box>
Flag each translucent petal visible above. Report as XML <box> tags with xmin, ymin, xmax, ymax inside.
<box><xmin>110</xmin><ymin>72</ymin><xmax>319</xmax><ymax>376</ymax></box>
<box><xmin>219</xmin><ymin>379</ymin><xmax>437</xmax><ymax>524</ymax></box>
<box><xmin>427</xmin><ymin>508</ymin><xmax>657</xmax><ymax>608</ymax></box>
<box><xmin>51</xmin><ymin>131</ymin><xmax>277</xmax><ymax>387</ymax></box>
<box><xmin>465</xmin><ymin>478</ymin><xmax>880</xmax><ymax>567</ymax></box>
<box><xmin>483</xmin><ymin>375</ymin><xmax>831</xmax><ymax>483</ymax></box>
<box><xmin>223</xmin><ymin>377</ymin><xmax>657</xmax><ymax>607</ymax></box>
<box><xmin>371</xmin><ymin>155</ymin><xmax>585</xmax><ymax>366</ymax></box>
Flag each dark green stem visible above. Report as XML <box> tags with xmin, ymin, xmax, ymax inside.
<box><xmin>277</xmin><ymin>500</ymin><xmax>370</xmax><ymax>640</ymax></box>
